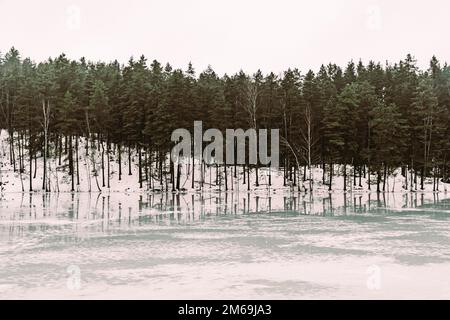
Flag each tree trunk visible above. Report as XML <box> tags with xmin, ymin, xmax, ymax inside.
<box><xmin>420</xmin><ymin>167</ymin><xmax>424</xmax><ymax>190</ymax></box>
<box><xmin>159</xmin><ymin>154</ymin><xmax>163</xmax><ymax>188</ymax></box>
<box><xmin>70</xmin><ymin>135</ymin><xmax>74</xmax><ymax>192</ymax></box>
<box><xmin>138</xmin><ymin>146</ymin><xmax>142</xmax><ymax>189</ymax></box>
<box><xmin>191</xmin><ymin>138</ymin><xmax>195</xmax><ymax>189</ymax></box>
<box><xmin>329</xmin><ymin>162</ymin><xmax>333</xmax><ymax>191</ymax></box>
<box><xmin>101</xmin><ymin>140</ymin><xmax>105</xmax><ymax>188</ymax></box>
<box><xmin>42</xmin><ymin>140</ymin><xmax>46</xmax><ymax>191</ymax></box>
<box><xmin>118</xmin><ymin>144</ymin><xmax>122</xmax><ymax>181</ymax></box>
<box><xmin>17</xmin><ymin>133</ymin><xmax>22</xmax><ymax>173</ymax></box>
<box><xmin>293</xmin><ymin>165</ymin><xmax>297</xmax><ymax>186</ymax></box>
<box><xmin>358</xmin><ymin>165</ymin><xmax>362</xmax><ymax>187</ymax></box>
<box><xmin>176</xmin><ymin>162</ymin><xmax>181</xmax><ymax>191</ymax></box>
<box><xmin>29</xmin><ymin>141</ymin><xmax>33</xmax><ymax>192</ymax></box>
<box><xmin>322</xmin><ymin>161</ymin><xmax>326</xmax><ymax>184</ymax></box>
<box><xmin>433</xmin><ymin>165</ymin><xmax>436</xmax><ymax>192</ymax></box>
<box><xmin>405</xmin><ymin>165</ymin><xmax>408</xmax><ymax>190</ymax></box>
<box><xmin>414</xmin><ymin>167</ymin><xmax>417</xmax><ymax>190</ymax></box>
<box><xmin>224</xmin><ymin>165</ymin><xmax>228</xmax><ymax>191</ymax></box>
<box><xmin>343</xmin><ymin>163</ymin><xmax>347</xmax><ymax>191</ymax></box>
<box><xmin>145</xmin><ymin>148</ymin><xmax>149</xmax><ymax>190</ymax></box>
<box><xmin>247</xmin><ymin>166</ymin><xmax>250</xmax><ymax>191</ymax></box>
<box><xmin>269</xmin><ymin>167</ymin><xmax>272</xmax><ymax>186</ymax></box>
<box><xmin>76</xmin><ymin>136</ymin><xmax>80</xmax><ymax>186</ymax></box>
<box><xmin>149</xmin><ymin>147</ymin><xmax>153</xmax><ymax>190</ymax></box>
<box><xmin>171</xmin><ymin>161</ymin><xmax>175</xmax><ymax>192</ymax></box>
<box><xmin>10</xmin><ymin>131</ymin><xmax>16</xmax><ymax>172</ymax></box>
<box><xmin>377</xmin><ymin>170</ymin><xmax>381</xmax><ymax>193</ymax></box>
<box><xmin>128</xmin><ymin>143</ymin><xmax>132</xmax><ymax>175</ymax></box>
<box><xmin>107</xmin><ymin>141</ymin><xmax>110</xmax><ymax>189</ymax></box>
<box><xmin>59</xmin><ymin>136</ymin><xmax>62</xmax><ymax>165</ymax></box>
<box><xmin>34</xmin><ymin>152</ymin><xmax>37</xmax><ymax>179</ymax></box>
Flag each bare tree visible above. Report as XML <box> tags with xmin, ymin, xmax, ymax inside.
<box><xmin>85</xmin><ymin>109</ymin><xmax>101</xmax><ymax>192</ymax></box>
<box><xmin>280</xmin><ymin>136</ymin><xmax>301</xmax><ymax>189</ymax></box>
<box><xmin>244</xmin><ymin>78</ymin><xmax>259</xmax><ymax>129</ymax></box>
<box><xmin>299</xmin><ymin>103</ymin><xmax>315</xmax><ymax>192</ymax></box>
<box><xmin>40</xmin><ymin>100</ymin><xmax>50</xmax><ymax>192</ymax></box>
<box><xmin>243</xmin><ymin>77</ymin><xmax>260</xmax><ymax>187</ymax></box>
<box><xmin>281</xmin><ymin>103</ymin><xmax>317</xmax><ymax>192</ymax></box>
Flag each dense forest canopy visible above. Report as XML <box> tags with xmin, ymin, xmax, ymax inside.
<box><xmin>1</xmin><ymin>47</ymin><xmax>449</xmax><ymax>192</ymax></box>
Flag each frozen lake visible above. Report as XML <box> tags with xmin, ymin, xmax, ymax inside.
<box><xmin>1</xmin><ymin>191</ymin><xmax>450</xmax><ymax>299</ymax></box>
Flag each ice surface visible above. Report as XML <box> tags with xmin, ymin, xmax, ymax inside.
<box><xmin>0</xmin><ymin>191</ymin><xmax>450</xmax><ymax>299</ymax></box>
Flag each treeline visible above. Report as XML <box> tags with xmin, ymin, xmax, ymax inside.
<box><xmin>1</xmin><ymin>47</ymin><xmax>449</xmax><ymax>192</ymax></box>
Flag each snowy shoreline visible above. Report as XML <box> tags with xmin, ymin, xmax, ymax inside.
<box><xmin>2</xmin><ymin>131</ymin><xmax>449</xmax><ymax>195</ymax></box>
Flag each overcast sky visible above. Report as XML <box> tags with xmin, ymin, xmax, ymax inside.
<box><xmin>1</xmin><ymin>0</ymin><xmax>449</xmax><ymax>75</ymax></box>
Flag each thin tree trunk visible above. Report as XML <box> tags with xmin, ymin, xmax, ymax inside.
<box><xmin>359</xmin><ymin>166</ymin><xmax>362</xmax><ymax>187</ymax></box>
<box><xmin>29</xmin><ymin>140</ymin><xmax>33</xmax><ymax>192</ymax></box>
<box><xmin>101</xmin><ymin>139</ymin><xmax>105</xmax><ymax>188</ymax></box>
<box><xmin>421</xmin><ymin>167</ymin><xmax>424</xmax><ymax>190</ymax></box>
<box><xmin>377</xmin><ymin>170</ymin><xmax>381</xmax><ymax>193</ymax></box>
<box><xmin>176</xmin><ymin>162</ymin><xmax>181</xmax><ymax>191</ymax></box>
<box><xmin>59</xmin><ymin>136</ymin><xmax>62</xmax><ymax>165</ymax></box>
<box><xmin>17</xmin><ymin>133</ymin><xmax>22</xmax><ymax>173</ymax></box>
<box><xmin>145</xmin><ymin>147</ymin><xmax>149</xmax><ymax>190</ymax></box>
<box><xmin>70</xmin><ymin>135</ymin><xmax>74</xmax><ymax>192</ymax></box>
<box><xmin>191</xmin><ymin>138</ymin><xmax>195</xmax><ymax>189</ymax></box>
<box><xmin>118</xmin><ymin>144</ymin><xmax>122</xmax><ymax>180</ymax></box>
<box><xmin>107</xmin><ymin>140</ymin><xmax>110</xmax><ymax>189</ymax></box>
<box><xmin>138</xmin><ymin>146</ymin><xmax>142</xmax><ymax>189</ymax></box>
<box><xmin>171</xmin><ymin>161</ymin><xmax>175</xmax><ymax>192</ymax></box>
<box><xmin>329</xmin><ymin>162</ymin><xmax>333</xmax><ymax>191</ymax></box>
<box><xmin>247</xmin><ymin>165</ymin><xmax>250</xmax><ymax>191</ymax></box>
<box><xmin>42</xmin><ymin>140</ymin><xmax>46</xmax><ymax>191</ymax></box>
<box><xmin>224</xmin><ymin>165</ymin><xmax>228</xmax><ymax>191</ymax></box>
<box><xmin>76</xmin><ymin>136</ymin><xmax>80</xmax><ymax>186</ymax></box>
<box><xmin>293</xmin><ymin>165</ymin><xmax>296</xmax><ymax>186</ymax></box>
<box><xmin>11</xmin><ymin>131</ymin><xmax>16</xmax><ymax>172</ymax></box>
<box><xmin>128</xmin><ymin>143</ymin><xmax>132</xmax><ymax>175</ymax></box>
<box><xmin>269</xmin><ymin>166</ymin><xmax>272</xmax><ymax>186</ymax></box>
<box><xmin>34</xmin><ymin>152</ymin><xmax>37</xmax><ymax>179</ymax></box>
<box><xmin>405</xmin><ymin>165</ymin><xmax>408</xmax><ymax>190</ymax></box>
<box><xmin>343</xmin><ymin>163</ymin><xmax>347</xmax><ymax>191</ymax></box>
<box><xmin>322</xmin><ymin>161</ymin><xmax>326</xmax><ymax>185</ymax></box>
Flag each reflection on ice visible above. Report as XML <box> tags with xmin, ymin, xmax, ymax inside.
<box><xmin>1</xmin><ymin>191</ymin><xmax>449</xmax><ymax>226</ymax></box>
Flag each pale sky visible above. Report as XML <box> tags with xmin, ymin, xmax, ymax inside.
<box><xmin>1</xmin><ymin>0</ymin><xmax>449</xmax><ymax>75</ymax></box>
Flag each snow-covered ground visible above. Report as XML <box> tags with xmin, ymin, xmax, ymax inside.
<box><xmin>1</xmin><ymin>130</ymin><xmax>448</xmax><ymax>194</ymax></box>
